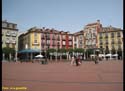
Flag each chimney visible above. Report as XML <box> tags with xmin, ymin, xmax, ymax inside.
<box><xmin>3</xmin><ymin>20</ymin><xmax>7</xmax><ymax>22</ymax></box>
<box><xmin>97</xmin><ymin>20</ymin><xmax>100</xmax><ymax>23</ymax></box>
<box><xmin>42</xmin><ymin>27</ymin><xmax>45</xmax><ymax>29</ymax></box>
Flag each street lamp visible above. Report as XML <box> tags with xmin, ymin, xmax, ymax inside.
<box><xmin>45</xmin><ymin>32</ymin><xmax>48</xmax><ymax>63</ymax></box>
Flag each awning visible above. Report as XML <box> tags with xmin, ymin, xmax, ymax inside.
<box><xmin>18</xmin><ymin>49</ymin><xmax>41</xmax><ymax>53</ymax></box>
<box><xmin>112</xmin><ymin>54</ymin><xmax>118</xmax><ymax>56</ymax></box>
<box><xmin>99</xmin><ymin>54</ymin><xmax>105</xmax><ymax>57</ymax></box>
<box><xmin>35</xmin><ymin>54</ymin><xmax>43</xmax><ymax>58</ymax></box>
<box><xmin>105</xmin><ymin>54</ymin><xmax>112</xmax><ymax>56</ymax></box>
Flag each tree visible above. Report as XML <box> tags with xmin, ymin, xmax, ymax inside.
<box><xmin>58</xmin><ymin>48</ymin><xmax>67</xmax><ymax>53</ymax></box>
<box><xmin>105</xmin><ymin>47</ymin><xmax>109</xmax><ymax>54</ymax></box>
<box><xmin>111</xmin><ymin>48</ymin><xmax>116</xmax><ymax>54</ymax></box>
<box><xmin>2</xmin><ymin>47</ymin><xmax>15</xmax><ymax>60</ymax></box>
<box><xmin>74</xmin><ymin>48</ymin><xmax>84</xmax><ymax>53</ymax></box>
<box><xmin>47</xmin><ymin>48</ymin><xmax>56</xmax><ymax>53</ymax></box>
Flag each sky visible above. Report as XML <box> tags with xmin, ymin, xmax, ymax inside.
<box><xmin>2</xmin><ymin>0</ymin><xmax>123</xmax><ymax>33</ymax></box>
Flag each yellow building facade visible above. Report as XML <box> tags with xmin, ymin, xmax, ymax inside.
<box><xmin>98</xmin><ymin>26</ymin><xmax>123</xmax><ymax>54</ymax></box>
<box><xmin>18</xmin><ymin>27</ymin><xmax>41</xmax><ymax>51</ymax></box>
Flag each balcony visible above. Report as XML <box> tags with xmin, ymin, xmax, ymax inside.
<box><xmin>105</xmin><ymin>42</ymin><xmax>109</xmax><ymax>45</ymax></box>
<box><xmin>46</xmin><ymin>37</ymin><xmax>50</xmax><ymax>40</ymax></box>
<box><xmin>117</xmin><ymin>35</ymin><xmax>121</xmax><ymax>37</ymax></box>
<box><xmin>105</xmin><ymin>36</ymin><xmax>108</xmax><ymax>38</ymax></box>
<box><xmin>57</xmin><ymin>37</ymin><xmax>60</xmax><ymax>40</ymax></box>
<box><xmin>52</xmin><ymin>37</ymin><xmax>55</xmax><ymax>40</ymax></box>
<box><xmin>52</xmin><ymin>44</ymin><xmax>55</xmax><ymax>46</ymax></box>
<box><xmin>41</xmin><ymin>43</ymin><xmax>45</xmax><ymax>46</ymax></box>
<box><xmin>118</xmin><ymin>41</ymin><xmax>121</xmax><ymax>44</ymax></box>
<box><xmin>111</xmin><ymin>41</ymin><xmax>115</xmax><ymax>44</ymax></box>
<box><xmin>111</xmin><ymin>35</ymin><xmax>114</xmax><ymax>38</ymax></box>
<box><xmin>69</xmin><ymin>38</ymin><xmax>72</xmax><ymax>41</ymax></box>
<box><xmin>11</xmin><ymin>39</ymin><xmax>16</xmax><ymax>44</ymax></box>
<box><xmin>6</xmin><ymin>40</ymin><xmax>10</xmax><ymax>43</ymax></box>
<box><xmin>33</xmin><ymin>42</ymin><xmax>39</xmax><ymax>44</ymax></box>
<box><xmin>6</xmin><ymin>32</ymin><xmax>11</xmax><ymax>36</ymax></box>
<box><xmin>62</xmin><ymin>38</ymin><xmax>66</xmax><ymax>40</ymax></box>
<box><xmin>99</xmin><ymin>36</ymin><xmax>103</xmax><ymax>39</ymax></box>
<box><xmin>46</xmin><ymin>43</ymin><xmax>50</xmax><ymax>46</ymax></box>
<box><xmin>57</xmin><ymin>42</ymin><xmax>60</xmax><ymax>45</ymax></box>
<box><xmin>100</xmin><ymin>43</ymin><xmax>103</xmax><ymax>45</ymax></box>
<box><xmin>11</xmin><ymin>32</ymin><xmax>17</xmax><ymax>37</ymax></box>
<box><xmin>41</xmin><ymin>36</ymin><xmax>45</xmax><ymax>39</ymax></box>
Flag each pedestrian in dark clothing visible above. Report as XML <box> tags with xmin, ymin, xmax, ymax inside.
<box><xmin>94</xmin><ymin>56</ymin><xmax>98</xmax><ymax>64</ymax></box>
<box><xmin>75</xmin><ymin>56</ymin><xmax>79</xmax><ymax>66</ymax></box>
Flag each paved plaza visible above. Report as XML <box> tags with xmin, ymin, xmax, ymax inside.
<box><xmin>2</xmin><ymin>60</ymin><xmax>123</xmax><ymax>91</ymax></box>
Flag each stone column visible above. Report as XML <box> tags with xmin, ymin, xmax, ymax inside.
<box><xmin>122</xmin><ymin>50</ymin><xmax>123</xmax><ymax>60</ymax></box>
<box><xmin>110</xmin><ymin>50</ymin><xmax>112</xmax><ymax>60</ymax></box>
<box><xmin>84</xmin><ymin>52</ymin><xmax>86</xmax><ymax>60</ymax></box>
<box><xmin>66</xmin><ymin>52</ymin><xmax>68</xmax><ymax>61</ymax></box>
<box><xmin>9</xmin><ymin>53</ymin><xmax>11</xmax><ymax>61</ymax></box>
<box><xmin>116</xmin><ymin>50</ymin><xmax>118</xmax><ymax>60</ymax></box>
<box><xmin>56</xmin><ymin>52</ymin><xmax>57</xmax><ymax>62</ymax></box>
<box><xmin>3</xmin><ymin>53</ymin><xmax>5</xmax><ymax>61</ymax></box>
<box><xmin>30</xmin><ymin>53</ymin><xmax>32</xmax><ymax>61</ymax></box>
<box><xmin>94</xmin><ymin>50</ymin><xmax>95</xmax><ymax>59</ymax></box>
<box><xmin>15</xmin><ymin>51</ymin><xmax>18</xmax><ymax>62</ymax></box>
<box><xmin>104</xmin><ymin>51</ymin><xmax>106</xmax><ymax>60</ymax></box>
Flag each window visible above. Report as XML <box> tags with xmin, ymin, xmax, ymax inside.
<box><xmin>47</xmin><ymin>40</ymin><xmax>50</xmax><ymax>44</ymax></box>
<box><xmin>100</xmin><ymin>46</ymin><xmax>103</xmax><ymax>48</ymax></box>
<box><xmin>41</xmin><ymin>33</ymin><xmax>44</xmax><ymax>39</ymax></box>
<box><xmin>8</xmin><ymin>24</ymin><xmax>13</xmax><ymax>28</ymax></box>
<box><xmin>11</xmin><ymin>31</ymin><xmax>17</xmax><ymax>36</ymax></box>
<box><xmin>105</xmin><ymin>40</ymin><xmax>108</xmax><ymax>44</ymax></box>
<box><xmin>52</xmin><ymin>34</ymin><xmax>55</xmax><ymax>39</ymax></box>
<box><xmin>2</xmin><ymin>22</ymin><xmax>7</xmax><ymax>27</ymax></box>
<box><xmin>105</xmin><ymin>32</ymin><xmax>108</xmax><ymax>38</ymax></box>
<box><xmin>6</xmin><ymin>31</ymin><xmax>10</xmax><ymax>36</ymax></box>
<box><xmin>111</xmin><ymin>39</ymin><xmax>114</xmax><ymax>44</ymax></box>
<box><xmin>106</xmin><ymin>46</ymin><xmax>109</xmax><ymax>49</ymax></box>
<box><xmin>111</xmin><ymin>32</ymin><xmax>114</xmax><ymax>38</ymax></box>
<box><xmin>46</xmin><ymin>34</ymin><xmax>50</xmax><ymax>39</ymax></box>
<box><xmin>6</xmin><ymin>37</ymin><xmax>10</xmax><ymax>43</ymax></box>
<box><xmin>117</xmin><ymin>32</ymin><xmax>121</xmax><ymax>37</ymax></box>
<box><xmin>6</xmin><ymin>44</ymin><xmax>10</xmax><ymax>47</ymax></box>
<box><xmin>100</xmin><ymin>33</ymin><xmax>103</xmax><ymax>37</ymax></box>
<box><xmin>63</xmin><ymin>41</ymin><xmax>65</xmax><ymax>45</ymax></box>
<box><xmin>69</xmin><ymin>41</ymin><xmax>72</xmax><ymax>45</ymax></box>
<box><xmin>118</xmin><ymin>39</ymin><xmax>121</xmax><ymax>44</ymax></box>
<box><xmin>118</xmin><ymin>45</ymin><xmax>121</xmax><ymax>49</ymax></box>
<box><xmin>34</xmin><ymin>40</ymin><xmax>37</xmax><ymax>43</ymax></box>
<box><xmin>13</xmin><ymin>24</ymin><xmax>17</xmax><ymax>29</ymax></box>
<box><xmin>79</xmin><ymin>35</ymin><xmax>82</xmax><ymax>39</ymax></box>
<box><xmin>12</xmin><ymin>44</ymin><xmax>15</xmax><ymax>49</ymax></box>
<box><xmin>63</xmin><ymin>35</ymin><xmax>65</xmax><ymax>39</ymax></box>
<box><xmin>34</xmin><ymin>33</ymin><xmax>37</xmax><ymax>36</ymax></box>
<box><xmin>112</xmin><ymin>45</ymin><xmax>115</xmax><ymax>49</ymax></box>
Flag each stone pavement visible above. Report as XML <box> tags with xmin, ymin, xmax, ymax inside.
<box><xmin>2</xmin><ymin>60</ymin><xmax>123</xmax><ymax>91</ymax></box>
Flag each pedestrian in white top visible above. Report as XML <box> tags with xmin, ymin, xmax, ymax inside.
<box><xmin>71</xmin><ymin>56</ymin><xmax>75</xmax><ymax>65</ymax></box>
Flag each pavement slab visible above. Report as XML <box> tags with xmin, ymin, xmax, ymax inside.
<box><xmin>2</xmin><ymin>60</ymin><xmax>123</xmax><ymax>91</ymax></box>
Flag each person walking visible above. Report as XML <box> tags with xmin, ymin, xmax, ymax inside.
<box><xmin>70</xmin><ymin>55</ymin><xmax>75</xmax><ymax>65</ymax></box>
<box><xmin>94</xmin><ymin>55</ymin><xmax>98</xmax><ymax>64</ymax></box>
<box><xmin>75</xmin><ymin>56</ymin><xmax>79</xmax><ymax>66</ymax></box>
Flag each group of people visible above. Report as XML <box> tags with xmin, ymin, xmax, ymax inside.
<box><xmin>70</xmin><ymin>55</ymin><xmax>82</xmax><ymax>66</ymax></box>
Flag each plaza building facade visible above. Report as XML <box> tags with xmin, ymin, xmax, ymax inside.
<box><xmin>18</xmin><ymin>27</ymin><xmax>41</xmax><ymax>51</ymax></box>
<box><xmin>73</xmin><ymin>31</ymin><xmax>84</xmax><ymax>49</ymax></box>
<box><xmin>98</xmin><ymin>26</ymin><xmax>123</xmax><ymax>59</ymax></box>
<box><xmin>18</xmin><ymin>20</ymin><xmax>123</xmax><ymax>60</ymax></box>
<box><xmin>18</xmin><ymin>27</ymin><xmax>73</xmax><ymax>52</ymax></box>
<box><xmin>2</xmin><ymin>20</ymin><xmax>19</xmax><ymax>60</ymax></box>
<box><xmin>2</xmin><ymin>20</ymin><xmax>18</xmax><ymax>49</ymax></box>
<box><xmin>83</xmin><ymin>20</ymin><xmax>102</xmax><ymax>50</ymax></box>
